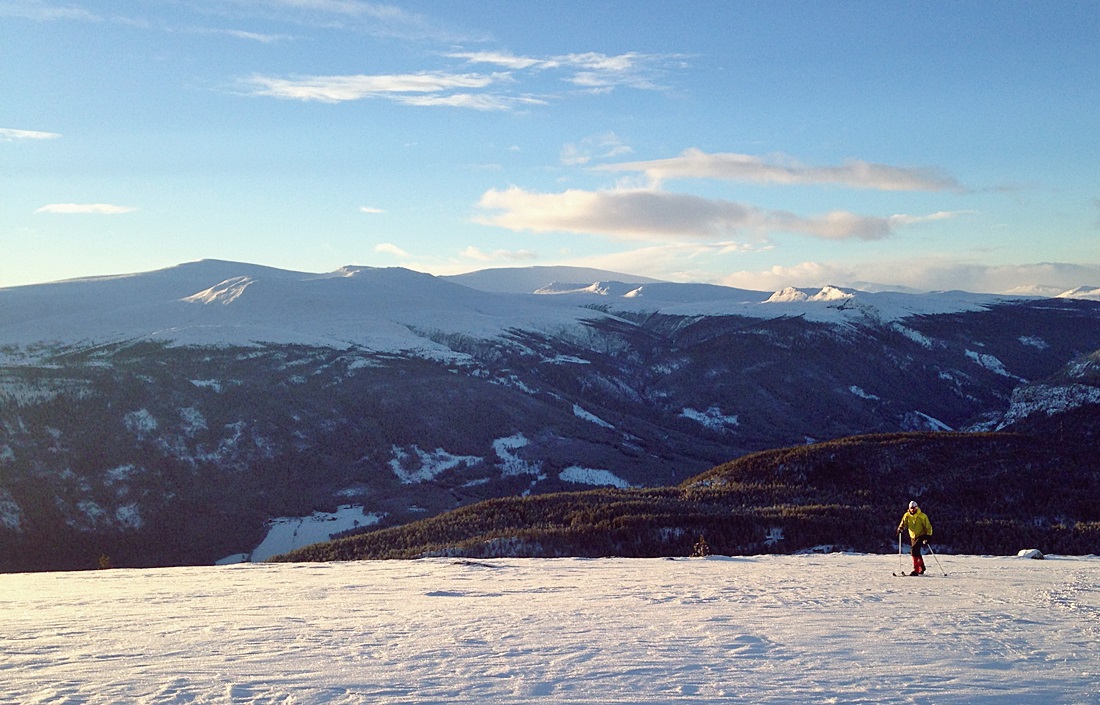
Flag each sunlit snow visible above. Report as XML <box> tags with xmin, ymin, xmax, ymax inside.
<box><xmin>1</xmin><ymin>555</ymin><xmax>1097</xmax><ymax>704</ymax></box>
<box><xmin>0</xmin><ymin>260</ymin><xmax>1035</xmax><ymax>361</ymax></box>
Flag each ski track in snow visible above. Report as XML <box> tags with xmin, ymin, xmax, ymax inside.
<box><xmin>1</xmin><ymin>555</ymin><xmax>1098</xmax><ymax>704</ymax></box>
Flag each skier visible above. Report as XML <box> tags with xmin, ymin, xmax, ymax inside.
<box><xmin>896</xmin><ymin>500</ymin><xmax>932</xmax><ymax>576</ymax></box>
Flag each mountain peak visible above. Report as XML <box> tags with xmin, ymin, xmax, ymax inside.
<box><xmin>1057</xmin><ymin>286</ymin><xmax>1100</xmax><ymax>301</ymax></box>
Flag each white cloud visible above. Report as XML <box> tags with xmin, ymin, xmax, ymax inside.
<box><xmin>888</xmin><ymin>211</ymin><xmax>974</xmax><ymax>227</ymax></box>
<box><xmin>359</xmin><ymin>206</ymin><xmax>385</xmax><ymax>214</ymax></box>
<box><xmin>0</xmin><ymin>127</ymin><xmax>61</xmax><ymax>141</ymax></box>
<box><xmin>447</xmin><ymin>51</ymin><xmax>547</xmax><ymax>71</ymax></box>
<box><xmin>719</xmin><ymin>259</ymin><xmax>1100</xmax><ymax>295</ymax></box>
<box><xmin>564</xmin><ymin>241</ymin><xmax>763</xmax><ymax>282</ymax></box>
<box><xmin>246</xmin><ymin>49</ymin><xmax>683</xmax><ymax>111</ymax></box>
<box><xmin>34</xmin><ymin>203</ymin><xmax>137</xmax><ymax>215</ymax></box>
<box><xmin>375</xmin><ymin>242</ymin><xmax>409</xmax><ymax>257</ymax></box>
<box><xmin>599</xmin><ymin>148</ymin><xmax>963</xmax><ymax>192</ymax></box>
<box><xmin>720</xmin><ymin>262</ymin><xmax>856</xmax><ymax>292</ymax></box>
<box><xmin>476</xmin><ymin>186</ymin><xmax>903</xmax><ymax>242</ymax></box>
<box><xmin>244</xmin><ymin>71</ymin><xmax>501</xmax><ymax>104</ymax></box>
<box><xmin>461</xmin><ymin>246</ymin><xmax>539</xmax><ymax>263</ymax></box>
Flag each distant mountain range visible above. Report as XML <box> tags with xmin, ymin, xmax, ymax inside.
<box><xmin>1</xmin><ymin>260</ymin><xmax>1098</xmax><ymax>571</ymax></box>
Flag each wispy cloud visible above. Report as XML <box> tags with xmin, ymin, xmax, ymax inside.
<box><xmin>244</xmin><ymin>71</ymin><xmax>514</xmax><ymax>107</ymax></box>
<box><xmin>0</xmin><ymin>127</ymin><xmax>61</xmax><ymax>141</ymax></box>
<box><xmin>460</xmin><ymin>246</ymin><xmax>539</xmax><ymax>263</ymax></box>
<box><xmin>243</xmin><ymin>50</ymin><xmax>679</xmax><ymax>110</ymax></box>
<box><xmin>599</xmin><ymin>149</ymin><xmax>963</xmax><ymax>192</ymax></box>
<box><xmin>360</xmin><ymin>206</ymin><xmax>386</xmax><ymax>214</ymax></box>
<box><xmin>561</xmin><ymin>133</ymin><xmax>632</xmax><ymax>166</ymax></box>
<box><xmin>229</xmin><ymin>0</ymin><xmax>483</xmax><ymax>42</ymax></box>
<box><xmin>476</xmin><ymin>186</ymin><xmax>920</xmax><ymax>242</ymax></box>
<box><xmin>35</xmin><ymin>203</ymin><xmax>137</xmax><ymax>214</ymax></box>
<box><xmin>566</xmin><ymin>241</ymin><xmax>765</xmax><ymax>283</ymax></box>
<box><xmin>398</xmin><ymin>93</ymin><xmax>545</xmax><ymax>111</ymax></box>
<box><xmin>188</xmin><ymin>26</ymin><xmax>291</xmax><ymax>43</ymax></box>
<box><xmin>374</xmin><ymin>242</ymin><xmax>408</xmax><ymax>257</ymax></box>
<box><xmin>0</xmin><ymin>1</ymin><xmax>100</xmax><ymax>21</ymax></box>
<box><xmin>448</xmin><ymin>50</ymin><xmax>684</xmax><ymax>92</ymax></box>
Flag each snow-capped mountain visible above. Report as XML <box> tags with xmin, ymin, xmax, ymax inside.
<box><xmin>1</xmin><ymin>260</ymin><xmax>1099</xmax><ymax>571</ymax></box>
<box><xmin>1056</xmin><ymin>285</ymin><xmax>1100</xmax><ymax>301</ymax></box>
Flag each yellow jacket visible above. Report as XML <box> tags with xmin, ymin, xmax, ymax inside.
<box><xmin>898</xmin><ymin>510</ymin><xmax>932</xmax><ymax>539</ymax></box>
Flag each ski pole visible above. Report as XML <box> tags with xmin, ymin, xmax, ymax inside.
<box><xmin>897</xmin><ymin>532</ymin><xmax>906</xmax><ymax>575</ymax></box>
<box><xmin>926</xmin><ymin>542</ymin><xmax>947</xmax><ymax>576</ymax></box>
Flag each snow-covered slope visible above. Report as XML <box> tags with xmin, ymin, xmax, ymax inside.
<box><xmin>1057</xmin><ymin>285</ymin><xmax>1100</xmax><ymax>301</ymax></box>
<box><xmin>0</xmin><ymin>260</ymin><xmax>607</xmax><ymax>356</ymax></box>
<box><xmin>2</xmin><ymin>555</ymin><xmax>1097</xmax><ymax>704</ymax></box>
<box><xmin>0</xmin><ymin>260</ymin><xmax>1023</xmax><ymax>355</ymax></box>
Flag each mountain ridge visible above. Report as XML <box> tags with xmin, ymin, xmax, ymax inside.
<box><xmin>2</xmin><ymin>261</ymin><xmax>1099</xmax><ymax>571</ymax></box>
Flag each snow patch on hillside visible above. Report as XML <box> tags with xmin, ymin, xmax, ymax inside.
<box><xmin>179</xmin><ymin>407</ymin><xmax>208</xmax><ymax>436</ymax></box>
<box><xmin>573</xmin><ymin>404</ymin><xmax>614</xmax><ymax>428</ymax></box>
<box><xmin>1019</xmin><ymin>335</ymin><xmax>1050</xmax><ymax>350</ymax></box>
<box><xmin>114</xmin><ymin>503</ymin><xmax>143</xmax><ymax>530</ymax></box>
<box><xmin>191</xmin><ymin>379</ymin><xmax>224</xmax><ymax>392</ymax></box>
<box><xmin>494</xmin><ymin>433</ymin><xmax>542</xmax><ymax>478</ymax></box>
<box><xmin>559</xmin><ymin>466</ymin><xmax>632</xmax><ymax>488</ymax></box>
<box><xmin>891</xmin><ymin>323</ymin><xmax>935</xmax><ymax>348</ymax></box>
<box><xmin>389</xmin><ymin>445</ymin><xmax>482</xmax><ymax>484</ymax></box>
<box><xmin>183</xmin><ymin>276</ymin><xmax>254</xmax><ymax>305</ymax></box>
<box><xmin>245</xmin><ymin>505</ymin><xmax>383</xmax><ymax>563</ymax></box>
<box><xmin>849</xmin><ymin>385</ymin><xmax>880</xmax><ymax>400</ymax></box>
<box><xmin>966</xmin><ymin>349</ymin><xmax>1021</xmax><ymax>380</ymax></box>
<box><xmin>681</xmin><ymin>406</ymin><xmax>739</xmax><ymax>431</ymax></box>
<box><xmin>123</xmin><ymin>409</ymin><xmax>158</xmax><ymax>438</ymax></box>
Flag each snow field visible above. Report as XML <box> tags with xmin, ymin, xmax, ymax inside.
<box><xmin>0</xmin><ymin>554</ymin><xmax>1097</xmax><ymax>704</ymax></box>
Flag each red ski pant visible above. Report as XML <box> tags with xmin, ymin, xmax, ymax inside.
<box><xmin>910</xmin><ymin>535</ymin><xmax>929</xmax><ymax>572</ymax></box>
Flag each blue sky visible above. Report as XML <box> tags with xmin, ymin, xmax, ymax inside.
<box><xmin>2</xmin><ymin>1</ymin><xmax>1098</xmax><ymax>293</ymax></box>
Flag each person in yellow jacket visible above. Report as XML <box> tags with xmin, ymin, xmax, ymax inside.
<box><xmin>896</xmin><ymin>500</ymin><xmax>932</xmax><ymax>575</ymax></box>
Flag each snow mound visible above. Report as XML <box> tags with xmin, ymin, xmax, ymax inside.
<box><xmin>766</xmin><ymin>286</ymin><xmax>810</xmax><ymax>303</ymax></box>
<box><xmin>534</xmin><ymin>281</ymin><xmax>638</xmax><ymax>296</ymax></box>
<box><xmin>765</xmin><ymin>285</ymin><xmax>853</xmax><ymax>304</ymax></box>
